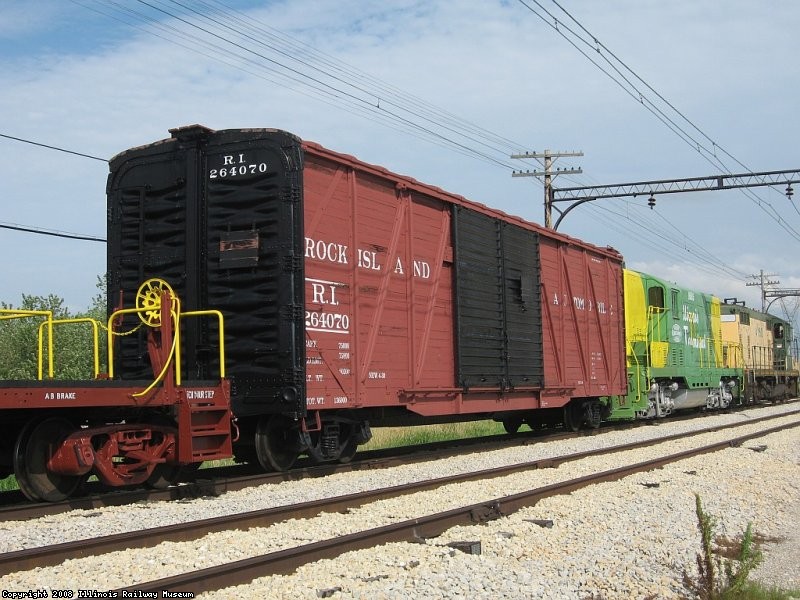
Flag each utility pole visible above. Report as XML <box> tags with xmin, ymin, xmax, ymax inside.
<box><xmin>746</xmin><ymin>270</ymin><xmax>780</xmax><ymax>312</ymax></box>
<box><xmin>511</xmin><ymin>150</ymin><xmax>583</xmax><ymax>228</ymax></box>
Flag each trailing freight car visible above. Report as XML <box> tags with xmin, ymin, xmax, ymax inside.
<box><xmin>605</xmin><ymin>269</ymin><xmax>742</xmax><ymax>420</ymax></box>
<box><xmin>107</xmin><ymin>125</ymin><xmax>628</xmax><ymax>470</ymax></box>
<box><xmin>0</xmin><ymin>284</ymin><xmax>232</xmax><ymax>501</ymax></box>
<box><xmin>720</xmin><ymin>300</ymin><xmax>798</xmax><ymax>401</ymax></box>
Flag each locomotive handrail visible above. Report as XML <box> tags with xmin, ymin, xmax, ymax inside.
<box><xmin>646</xmin><ymin>305</ymin><xmax>668</xmax><ymax>371</ymax></box>
<box><xmin>625</xmin><ymin>338</ymin><xmax>643</xmax><ymax>402</ymax></box>
<box><xmin>38</xmin><ymin>318</ymin><xmax>102</xmax><ymax>379</ymax></box>
<box><xmin>752</xmin><ymin>345</ymin><xmax>772</xmax><ymax>371</ymax></box>
<box><xmin>721</xmin><ymin>341</ymin><xmax>743</xmax><ymax>369</ymax></box>
<box><xmin>0</xmin><ymin>309</ymin><xmax>54</xmax><ymax>379</ymax></box>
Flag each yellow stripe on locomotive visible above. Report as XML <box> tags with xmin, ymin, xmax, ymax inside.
<box><xmin>607</xmin><ymin>269</ymin><xmax>742</xmax><ymax>419</ymax></box>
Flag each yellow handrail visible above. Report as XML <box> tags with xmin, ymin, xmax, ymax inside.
<box><xmin>132</xmin><ymin>309</ymin><xmax>180</xmax><ymax>398</ymax></box>
<box><xmin>107</xmin><ymin>305</ymin><xmax>226</xmax><ymax>389</ymax></box>
<box><xmin>106</xmin><ymin>306</ymin><xmax>159</xmax><ymax>379</ymax></box>
<box><xmin>178</xmin><ymin>309</ymin><xmax>226</xmax><ymax>381</ymax></box>
<box><xmin>1</xmin><ymin>292</ymin><xmax>226</xmax><ymax>389</ymax></box>
<box><xmin>0</xmin><ymin>309</ymin><xmax>54</xmax><ymax>379</ymax></box>
<box><xmin>625</xmin><ymin>337</ymin><xmax>642</xmax><ymax>406</ymax></box>
<box><xmin>37</xmin><ymin>318</ymin><xmax>102</xmax><ymax>378</ymax></box>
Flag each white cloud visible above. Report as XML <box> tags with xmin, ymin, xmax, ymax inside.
<box><xmin>1</xmin><ymin>0</ymin><xmax>799</xmax><ymax>318</ymax></box>
<box><xmin>0</xmin><ymin>1</ymin><xmax>64</xmax><ymax>38</ymax></box>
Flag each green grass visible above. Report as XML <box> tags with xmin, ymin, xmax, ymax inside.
<box><xmin>3</xmin><ymin>424</ymin><xmax>799</xmax><ymax>600</ymax></box>
<box><xmin>360</xmin><ymin>419</ymin><xmax>507</xmax><ymax>451</ymax></box>
<box><xmin>726</xmin><ymin>582</ymin><xmax>800</xmax><ymax>599</ymax></box>
<box><xmin>683</xmin><ymin>494</ymin><xmax>799</xmax><ymax>600</ymax></box>
<box><xmin>0</xmin><ymin>475</ymin><xmax>18</xmax><ymax>492</ymax></box>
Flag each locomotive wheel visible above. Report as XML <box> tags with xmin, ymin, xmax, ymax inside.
<box><xmin>255</xmin><ymin>415</ymin><xmax>300</xmax><ymax>472</ymax></box>
<box><xmin>13</xmin><ymin>417</ymin><xmax>82</xmax><ymax>502</ymax></box>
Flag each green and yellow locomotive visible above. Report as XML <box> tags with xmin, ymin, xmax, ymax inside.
<box><xmin>607</xmin><ymin>270</ymin><xmax>742</xmax><ymax>420</ymax></box>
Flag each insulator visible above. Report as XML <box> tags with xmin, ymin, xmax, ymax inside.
<box><xmin>787</xmin><ymin>184</ymin><xmax>794</xmax><ymax>199</ymax></box>
<box><xmin>647</xmin><ymin>194</ymin><xmax>656</xmax><ymax>209</ymax></box>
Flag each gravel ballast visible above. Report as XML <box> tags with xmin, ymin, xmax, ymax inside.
<box><xmin>0</xmin><ymin>403</ymin><xmax>797</xmax><ymax>599</ymax></box>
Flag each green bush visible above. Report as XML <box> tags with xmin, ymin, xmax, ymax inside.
<box><xmin>0</xmin><ymin>277</ymin><xmax>107</xmax><ymax>381</ymax></box>
<box><xmin>683</xmin><ymin>493</ymin><xmax>770</xmax><ymax>600</ymax></box>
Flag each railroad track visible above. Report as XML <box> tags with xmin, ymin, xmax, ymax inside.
<box><xmin>0</xmin><ymin>401</ymin><xmax>782</xmax><ymax>522</ymax></box>
<box><xmin>0</xmin><ymin>426</ymin><xmax>578</xmax><ymax>521</ymax></box>
<box><xmin>1</xmin><ymin>407</ymin><xmax>797</xmax><ymax>595</ymax></box>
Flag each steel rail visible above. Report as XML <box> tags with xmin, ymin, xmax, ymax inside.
<box><xmin>113</xmin><ymin>418</ymin><xmax>800</xmax><ymax>596</ymax></box>
<box><xmin>0</xmin><ymin>400</ymin><xmax>782</xmax><ymax>522</ymax></box>
<box><xmin>0</xmin><ymin>415</ymin><xmax>644</xmax><ymax>521</ymax></box>
<box><xmin>1</xmin><ymin>409</ymin><xmax>797</xmax><ymax>577</ymax></box>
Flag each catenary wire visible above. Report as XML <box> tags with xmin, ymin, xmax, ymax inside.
<box><xmin>0</xmin><ymin>222</ymin><xmax>105</xmax><ymax>243</ymax></box>
<box><xmin>519</xmin><ymin>0</ymin><xmax>800</xmax><ymax>241</ymax></box>
<box><xmin>516</xmin><ymin>0</ymin><xmax>800</xmax><ymax>244</ymax></box>
<box><xmin>76</xmin><ymin>0</ymin><xmax>489</xmax><ymax>162</ymax></box>
<box><xmin>0</xmin><ymin>133</ymin><xmax>106</xmax><ymax>162</ymax></box>
<box><xmin>5</xmin><ymin>0</ymin><xmax>778</xmax><ymax>284</ymax></box>
<box><xmin>198</xmin><ymin>0</ymin><xmax>526</xmax><ymax>154</ymax></box>
<box><xmin>130</xmin><ymin>0</ymin><xmax>515</xmax><ymax>170</ymax></box>
<box><xmin>583</xmin><ymin>203</ymin><xmax>746</xmax><ymax>281</ymax></box>
<box><xmin>163</xmin><ymin>0</ymin><xmax>519</xmax><ymax>160</ymax></box>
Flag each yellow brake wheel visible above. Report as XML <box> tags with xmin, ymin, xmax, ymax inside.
<box><xmin>136</xmin><ymin>278</ymin><xmax>176</xmax><ymax>326</ymax></box>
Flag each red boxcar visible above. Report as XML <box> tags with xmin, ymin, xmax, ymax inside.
<box><xmin>302</xmin><ymin>141</ymin><xmax>627</xmax><ymax>413</ymax></box>
<box><xmin>107</xmin><ymin>126</ymin><xmax>627</xmax><ymax>470</ymax></box>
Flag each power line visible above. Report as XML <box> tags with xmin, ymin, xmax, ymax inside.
<box><xmin>0</xmin><ymin>222</ymin><xmax>106</xmax><ymax>243</ymax></box>
<box><xmin>0</xmin><ymin>133</ymin><xmax>107</xmax><ymax>162</ymax></box>
<box><xmin>4</xmin><ymin>0</ymin><xmax>785</xmax><ymax>286</ymax></box>
<box><xmin>168</xmin><ymin>0</ymin><xmax>518</xmax><ymax>161</ymax></box>
<box><xmin>516</xmin><ymin>0</ymin><xmax>800</xmax><ymax>244</ymax></box>
<box><xmin>124</xmin><ymin>0</ymin><xmax>517</xmax><ymax>170</ymax></box>
<box><xmin>584</xmin><ymin>202</ymin><xmax>748</xmax><ymax>280</ymax></box>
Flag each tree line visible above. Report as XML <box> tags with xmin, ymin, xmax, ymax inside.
<box><xmin>0</xmin><ymin>278</ymin><xmax>107</xmax><ymax>380</ymax></box>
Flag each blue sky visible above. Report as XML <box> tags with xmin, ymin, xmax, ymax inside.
<box><xmin>2</xmin><ymin>0</ymin><xmax>800</xmax><ymax>327</ymax></box>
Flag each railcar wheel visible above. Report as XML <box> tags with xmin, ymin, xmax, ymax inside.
<box><xmin>144</xmin><ymin>415</ymin><xmax>182</xmax><ymax>490</ymax></box>
<box><xmin>563</xmin><ymin>402</ymin><xmax>583</xmax><ymax>432</ymax></box>
<box><xmin>587</xmin><ymin>401</ymin><xmax>602</xmax><ymax>429</ymax></box>
<box><xmin>13</xmin><ymin>417</ymin><xmax>82</xmax><ymax>502</ymax></box>
<box><xmin>337</xmin><ymin>437</ymin><xmax>359</xmax><ymax>464</ymax></box>
<box><xmin>255</xmin><ymin>415</ymin><xmax>300</xmax><ymax>472</ymax></box>
<box><xmin>232</xmin><ymin>445</ymin><xmax>259</xmax><ymax>465</ymax></box>
<box><xmin>502</xmin><ymin>416</ymin><xmax>523</xmax><ymax>434</ymax></box>
<box><xmin>332</xmin><ymin>423</ymin><xmax>359</xmax><ymax>464</ymax></box>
